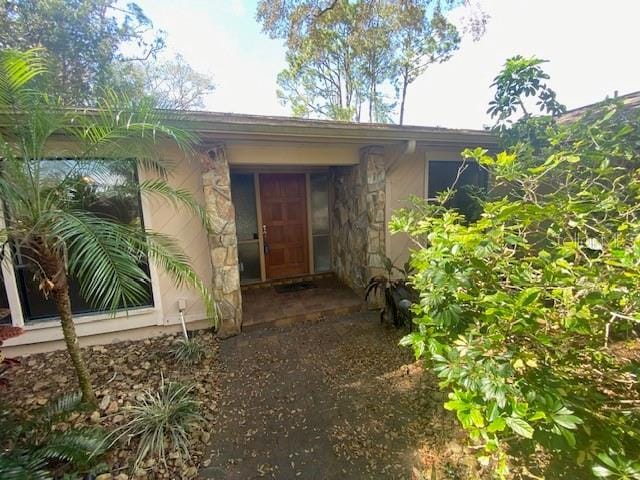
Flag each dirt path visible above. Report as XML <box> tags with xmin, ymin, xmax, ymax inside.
<box><xmin>199</xmin><ymin>312</ymin><xmax>466</xmax><ymax>480</ymax></box>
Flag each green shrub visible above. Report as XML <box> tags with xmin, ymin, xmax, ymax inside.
<box><xmin>392</xmin><ymin>105</ymin><xmax>640</xmax><ymax>478</ymax></box>
<box><xmin>107</xmin><ymin>379</ymin><xmax>203</xmax><ymax>469</ymax></box>
<box><xmin>171</xmin><ymin>337</ymin><xmax>205</xmax><ymax>366</ymax></box>
<box><xmin>0</xmin><ymin>392</ymin><xmax>107</xmax><ymax>479</ymax></box>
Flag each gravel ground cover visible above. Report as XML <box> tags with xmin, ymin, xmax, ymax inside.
<box><xmin>3</xmin><ymin>329</ymin><xmax>221</xmax><ymax>479</ymax></box>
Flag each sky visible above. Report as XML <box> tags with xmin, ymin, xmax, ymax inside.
<box><xmin>132</xmin><ymin>0</ymin><xmax>640</xmax><ymax>129</ymax></box>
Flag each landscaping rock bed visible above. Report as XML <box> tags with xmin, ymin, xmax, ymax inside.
<box><xmin>2</xmin><ymin>329</ymin><xmax>221</xmax><ymax>479</ymax></box>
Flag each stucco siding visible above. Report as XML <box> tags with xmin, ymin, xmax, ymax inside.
<box><xmin>142</xmin><ymin>145</ymin><xmax>213</xmax><ymax>325</ymax></box>
<box><xmin>385</xmin><ymin>147</ymin><xmax>468</xmax><ymax>269</ymax></box>
<box><xmin>226</xmin><ymin>142</ymin><xmax>360</xmax><ymax>166</ymax></box>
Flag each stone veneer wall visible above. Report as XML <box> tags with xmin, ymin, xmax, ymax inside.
<box><xmin>331</xmin><ymin>146</ymin><xmax>386</xmax><ymax>292</ymax></box>
<box><xmin>201</xmin><ymin>145</ymin><xmax>242</xmax><ymax>337</ymax></box>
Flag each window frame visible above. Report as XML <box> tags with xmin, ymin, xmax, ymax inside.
<box><xmin>424</xmin><ymin>156</ymin><xmax>489</xmax><ymax>201</ymax></box>
<box><xmin>0</xmin><ymin>160</ymin><xmax>162</xmax><ymax>329</ymax></box>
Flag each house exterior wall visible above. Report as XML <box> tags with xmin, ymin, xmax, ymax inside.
<box><xmin>225</xmin><ymin>142</ymin><xmax>361</xmax><ymax>166</ymax></box>
<box><xmin>3</xmin><ymin>128</ymin><xmax>492</xmax><ymax>354</ymax></box>
<box><xmin>385</xmin><ymin>147</ymin><xmax>470</xmax><ymax>269</ymax></box>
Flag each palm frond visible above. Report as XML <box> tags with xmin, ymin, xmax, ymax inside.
<box><xmin>0</xmin><ymin>48</ymin><xmax>46</xmax><ymax>107</ymax></box>
<box><xmin>37</xmin><ymin>427</ymin><xmax>106</xmax><ymax>466</ymax></box>
<box><xmin>0</xmin><ymin>453</ymin><xmax>50</xmax><ymax>480</ymax></box>
<box><xmin>142</xmin><ymin>231</ymin><xmax>217</xmax><ymax>325</ymax></box>
<box><xmin>51</xmin><ymin>211</ymin><xmax>151</xmax><ymax>312</ymax></box>
<box><xmin>39</xmin><ymin>391</ymin><xmax>83</xmax><ymax>425</ymax></box>
<box><xmin>63</xmin><ymin>90</ymin><xmax>198</xmax><ymax>177</ymax></box>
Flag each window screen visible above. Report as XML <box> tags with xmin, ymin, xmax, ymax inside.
<box><xmin>13</xmin><ymin>159</ymin><xmax>153</xmax><ymax>323</ymax></box>
<box><xmin>428</xmin><ymin>160</ymin><xmax>487</xmax><ymax>221</ymax></box>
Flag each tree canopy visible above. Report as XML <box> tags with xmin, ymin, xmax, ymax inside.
<box><xmin>112</xmin><ymin>54</ymin><xmax>215</xmax><ymax>110</ymax></box>
<box><xmin>0</xmin><ymin>1</ymin><xmax>214</xmax><ymax>109</ymax></box>
<box><xmin>258</xmin><ymin>0</ymin><xmax>485</xmax><ymax>123</ymax></box>
<box><xmin>0</xmin><ymin>0</ymin><xmax>165</xmax><ymax>104</ymax></box>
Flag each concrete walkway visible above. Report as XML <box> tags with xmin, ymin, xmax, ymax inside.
<box><xmin>199</xmin><ymin>312</ymin><xmax>463</xmax><ymax>480</ymax></box>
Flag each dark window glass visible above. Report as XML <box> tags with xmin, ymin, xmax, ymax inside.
<box><xmin>238</xmin><ymin>243</ymin><xmax>261</xmax><ymax>283</ymax></box>
<box><xmin>310</xmin><ymin>173</ymin><xmax>331</xmax><ymax>272</ymax></box>
<box><xmin>231</xmin><ymin>174</ymin><xmax>258</xmax><ymax>242</ymax></box>
<box><xmin>428</xmin><ymin>160</ymin><xmax>488</xmax><ymax>221</ymax></box>
<box><xmin>231</xmin><ymin>173</ymin><xmax>262</xmax><ymax>284</ymax></box>
<box><xmin>0</xmin><ymin>269</ymin><xmax>11</xmax><ymax>325</ymax></box>
<box><xmin>13</xmin><ymin>160</ymin><xmax>153</xmax><ymax>323</ymax></box>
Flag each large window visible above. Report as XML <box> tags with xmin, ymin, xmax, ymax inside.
<box><xmin>11</xmin><ymin>159</ymin><xmax>153</xmax><ymax>323</ymax></box>
<box><xmin>427</xmin><ymin>160</ymin><xmax>488</xmax><ymax>221</ymax></box>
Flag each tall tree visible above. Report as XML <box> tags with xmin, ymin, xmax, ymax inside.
<box><xmin>393</xmin><ymin>4</ymin><xmax>460</xmax><ymax>124</ymax></box>
<box><xmin>113</xmin><ymin>54</ymin><xmax>215</xmax><ymax>110</ymax></box>
<box><xmin>0</xmin><ymin>0</ymin><xmax>165</xmax><ymax>104</ymax></box>
<box><xmin>0</xmin><ymin>50</ymin><xmax>215</xmax><ymax>404</ymax></box>
<box><xmin>258</xmin><ymin>0</ymin><xmax>483</xmax><ymax>123</ymax></box>
<box><xmin>275</xmin><ymin>4</ymin><xmax>368</xmax><ymax>121</ymax></box>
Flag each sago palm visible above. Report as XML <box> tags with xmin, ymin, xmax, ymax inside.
<box><xmin>0</xmin><ymin>49</ymin><xmax>216</xmax><ymax>405</ymax></box>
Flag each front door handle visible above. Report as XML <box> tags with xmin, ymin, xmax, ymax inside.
<box><xmin>262</xmin><ymin>224</ymin><xmax>269</xmax><ymax>254</ymax></box>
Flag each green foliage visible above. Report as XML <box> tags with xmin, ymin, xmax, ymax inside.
<box><xmin>0</xmin><ymin>49</ymin><xmax>216</xmax><ymax>403</ymax></box>
<box><xmin>488</xmin><ymin>55</ymin><xmax>565</xmax><ymax>123</ymax></box>
<box><xmin>0</xmin><ymin>392</ymin><xmax>107</xmax><ymax>479</ymax></box>
<box><xmin>592</xmin><ymin>452</ymin><xmax>640</xmax><ymax>479</ymax></box>
<box><xmin>0</xmin><ymin>0</ymin><xmax>165</xmax><ymax>104</ymax></box>
<box><xmin>172</xmin><ymin>337</ymin><xmax>205</xmax><ymax>366</ymax></box>
<box><xmin>105</xmin><ymin>379</ymin><xmax>203</xmax><ymax>469</ymax></box>
<box><xmin>391</xmin><ymin>105</ymin><xmax>640</xmax><ymax>477</ymax></box>
<box><xmin>488</xmin><ymin>55</ymin><xmax>565</xmax><ymax>149</ymax></box>
<box><xmin>0</xmin><ymin>49</ymin><xmax>216</xmax><ymax>320</ymax></box>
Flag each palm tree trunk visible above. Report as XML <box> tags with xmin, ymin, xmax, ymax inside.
<box><xmin>39</xmin><ymin>250</ymin><xmax>96</xmax><ymax>405</ymax></box>
<box><xmin>52</xmin><ymin>284</ymin><xmax>96</xmax><ymax>406</ymax></box>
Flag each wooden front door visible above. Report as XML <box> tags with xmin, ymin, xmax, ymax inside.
<box><xmin>259</xmin><ymin>173</ymin><xmax>309</xmax><ymax>279</ymax></box>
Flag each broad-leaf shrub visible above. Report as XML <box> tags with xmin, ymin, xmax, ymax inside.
<box><xmin>392</xmin><ymin>105</ymin><xmax>640</xmax><ymax>478</ymax></box>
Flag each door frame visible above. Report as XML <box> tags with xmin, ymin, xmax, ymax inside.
<box><xmin>231</xmin><ymin>167</ymin><xmax>332</xmax><ymax>284</ymax></box>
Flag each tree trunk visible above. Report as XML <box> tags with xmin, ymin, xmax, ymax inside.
<box><xmin>52</xmin><ymin>284</ymin><xmax>97</xmax><ymax>405</ymax></box>
<box><xmin>40</xmin><ymin>249</ymin><xmax>96</xmax><ymax>406</ymax></box>
<box><xmin>399</xmin><ymin>76</ymin><xmax>409</xmax><ymax>126</ymax></box>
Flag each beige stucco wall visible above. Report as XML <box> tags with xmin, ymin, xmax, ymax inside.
<box><xmin>385</xmin><ymin>147</ymin><xmax>467</xmax><ymax>269</ymax></box>
<box><xmin>142</xmin><ymin>144</ymin><xmax>213</xmax><ymax>324</ymax></box>
<box><xmin>225</xmin><ymin>142</ymin><xmax>361</xmax><ymax>166</ymax></box>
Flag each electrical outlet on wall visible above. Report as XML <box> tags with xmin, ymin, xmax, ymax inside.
<box><xmin>178</xmin><ymin>298</ymin><xmax>187</xmax><ymax>312</ymax></box>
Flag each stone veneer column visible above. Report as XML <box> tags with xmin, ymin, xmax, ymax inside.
<box><xmin>200</xmin><ymin>144</ymin><xmax>242</xmax><ymax>338</ymax></box>
<box><xmin>331</xmin><ymin>145</ymin><xmax>386</xmax><ymax>292</ymax></box>
<box><xmin>363</xmin><ymin>146</ymin><xmax>387</xmax><ymax>279</ymax></box>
